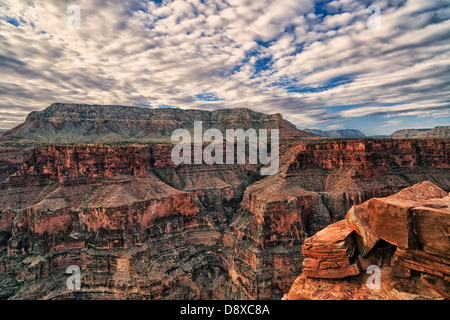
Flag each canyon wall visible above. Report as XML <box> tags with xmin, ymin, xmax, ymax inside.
<box><xmin>0</xmin><ymin>148</ymin><xmax>27</xmax><ymax>182</ymax></box>
<box><xmin>0</xmin><ymin>138</ymin><xmax>449</xmax><ymax>299</ymax></box>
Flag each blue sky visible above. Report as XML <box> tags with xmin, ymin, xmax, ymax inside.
<box><xmin>0</xmin><ymin>0</ymin><xmax>449</xmax><ymax>135</ymax></box>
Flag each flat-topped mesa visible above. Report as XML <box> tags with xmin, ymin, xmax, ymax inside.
<box><xmin>0</xmin><ymin>103</ymin><xmax>314</xmax><ymax>143</ymax></box>
<box><xmin>389</xmin><ymin>126</ymin><xmax>450</xmax><ymax>138</ymax></box>
<box><xmin>304</xmin><ymin>128</ymin><xmax>366</xmax><ymax>139</ymax></box>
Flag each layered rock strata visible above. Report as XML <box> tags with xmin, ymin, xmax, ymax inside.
<box><xmin>0</xmin><ymin>148</ymin><xmax>27</xmax><ymax>182</ymax></box>
<box><xmin>0</xmin><ymin>138</ymin><xmax>449</xmax><ymax>300</ymax></box>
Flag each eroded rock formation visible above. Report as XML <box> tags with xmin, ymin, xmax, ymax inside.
<box><xmin>285</xmin><ymin>181</ymin><xmax>449</xmax><ymax>300</ymax></box>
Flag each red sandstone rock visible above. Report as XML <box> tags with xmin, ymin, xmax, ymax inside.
<box><xmin>357</xmin><ymin>244</ymin><xmax>396</xmax><ymax>271</ymax></box>
<box><xmin>346</xmin><ymin>204</ymin><xmax>380</xmax><ymax>257</ymax></box>
<box><xmin>412</xmin><ymin>198</ymin><xmax>450</xmax><ymax>257</ymax></box>
<box><xmin>289</xmin><ymin>182</ymin><xmax>450</xmax><ymax>300</ymax></box>
<box><xmin>367</xmin><ymin>197</ymin><xmax>417</xmax><ymax>249</ymax></box>
<box><xmin>393</xmin><ymin>248</ymin><xmax>450</xmax><ymax>278</ymax></box>
<box><xmin>303</xmin><ymin>220</ymin><xmax>355</xmax><ymax>254</ymax></box>
<box><xmin>302</xmin><ymin>265</ymin><xmax>360</xmax><ymax>279</ymax></box>
<box><xmin>346</xmin><ymin>181</ymin><xmax>449</xmax><ymax>256</ymax></box>
<box><xmin>389</xmin><ymin>181</ymin><xmax>447</xmax><ymax>201</ymax></box>
<box><xmin>301</xmin><ymin>220</ymin><xmax>359</xmax><ymax>279</ymax></box>
<box><xmin>287</xmin><ymin>140</ymin><xmax>450</xmax><ymax>179</ymax></box>
<box><xmin>421</xmin><ymin>274</ymin><xmax>450</xmax><ymax>300</ymax></box>
<box><xmin>0</xmin><ymin>148</ymin><xmax>27</xmax><ymax>181</ymax></box>
<box><xmin>0</xmin><ymin>144</ymin><xmax>264</xmax><ymax>299</ymax></box>
<box><xmin>284</xmin><ymin>267</ymin><xmax>444</xmax><ymax>300</ymax></box>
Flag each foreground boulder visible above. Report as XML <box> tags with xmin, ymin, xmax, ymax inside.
<box><xmin>347</xmin><ymin>181</ymin><xmax>448</xmax><ymax>256</ymax></box>
<box><xmin>286</xmin><ymin>181</ymin><xmax>450</xmax><ymax>300</ymax></box>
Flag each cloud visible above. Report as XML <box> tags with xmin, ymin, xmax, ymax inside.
<box><xmin>0</xmin><ymin>0</ymin><xmax>448</xmax><ymax>132</ymax></box>
<box><xmin>326</xmin><ymin>123</ymin><xmax>345</xmax><ymax>130</ymax></box>
<box><xmin>320</xmin><ymin>12</ymin><xmax>354</xmax><ymax>30</ymax></box>
<box><xmin>381</xmin><ymin>119</ymin><xmax>403</xmax><ymax>128</ymax></box>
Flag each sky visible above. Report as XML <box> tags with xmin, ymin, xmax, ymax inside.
<box><xmin>0</xmin><ymin>0</ymin><xmax>449</xmax><ymax>136</ymax></box>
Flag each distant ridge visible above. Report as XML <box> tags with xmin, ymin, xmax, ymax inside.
<box><xmin>389</xmin><ymin>126</ymin><xmax>450</xmax><ymax>138</ymax></box>
<box><xmin>304</xmin><ymin>128</ymin><xmax>366</xmax><ymax>139</ymax></box>
<box><xmin>0</xmin><ymin>103</ymin><xmax>315</xmax><ymax>144</ymax></box>
<box><xmin>368</xmin><ymin>135</ymin><xmax>388</xmax><ymax>138</ymax></box>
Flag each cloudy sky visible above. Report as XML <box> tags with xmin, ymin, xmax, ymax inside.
<box><xmin>0</xmin><ymin>0</ymin><xmax>449</xmax><ymax>135</ymax></box>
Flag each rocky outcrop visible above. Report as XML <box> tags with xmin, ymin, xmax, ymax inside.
<box><xmin>347</xmin><ymin>181</ymin><xmax>448</xmax><ymax>256</ymax></box>
<box><xmin>285</xmin><ymin>182</ymin><xmax>450</xmax><ymax>300</ymax></box>
<box><xmin>301</xmin><ymin>220</ymin><xmax>359</xmax><ymax>279</ymax></box>
<box><xmin>285</xmin><ymin>265</ymin><xmax>444</xmax><ymax>300</ymax></box>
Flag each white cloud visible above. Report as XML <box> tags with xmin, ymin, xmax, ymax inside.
<box><xmin>381</xmin><ymin>119</ymin><xmax>403</xmax><ymax>127</ymax></box>
<box><xmin>327</xmin><ymin>123</ymin><xmax>345</xmax><ymax>130</ymax></box>
<box><xmin>0</xmin><ymin>0</ymin><xmax>449</xmax><ymax>131</ymax></box>
<box><xmin>321</xmin><ymin>12</ymin><xmax>354</xmax><ymax>29</ymax></box>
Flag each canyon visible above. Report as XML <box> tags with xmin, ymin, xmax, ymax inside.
<box><xmin>0</xmin><ymin>104</ymin><xmax>449</xmax><ymax>300</ymax></box>
<box><xmin>0</xmin><ymin>139</ymin><xmax>448</xmax><ymax>300</ymax></box>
